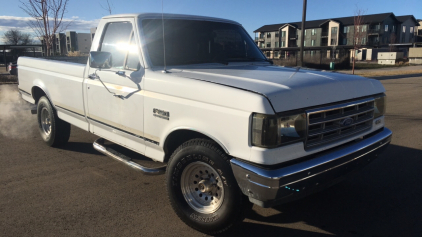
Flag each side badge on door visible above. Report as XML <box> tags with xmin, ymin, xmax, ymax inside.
<box><xmin>153</xmin><ymin>108</ymin><xmax>170</xmax><ymax>120</ymax></box>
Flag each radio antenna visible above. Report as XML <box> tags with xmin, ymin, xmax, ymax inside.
<box><xmin>161</xmin><ymin>0</ymin><xmax>168</xmax><ymax>73</ymax></box>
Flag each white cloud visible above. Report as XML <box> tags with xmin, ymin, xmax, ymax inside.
<box><xmin>0</xmin><ymin>15</ymin><xmax>100</xmax><ymax>42</ymax></box>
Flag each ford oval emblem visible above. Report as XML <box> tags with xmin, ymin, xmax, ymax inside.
<box><xmin>341</xmin><ymin>117</ymin><xmax>354</xmax><ymax>126</ymax></box>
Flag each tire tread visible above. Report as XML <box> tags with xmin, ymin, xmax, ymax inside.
<box><xmin>166</xmin><ymin>138</ymin><xmax>249</xmax><ymax>235</ymax></box>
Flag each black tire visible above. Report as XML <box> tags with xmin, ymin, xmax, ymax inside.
<box><xmin>166</xmin><ymin>138</ymin><xmax>251</xmax><ymax>235</ymax></box>
<box><xmin>37</xmin><ymin>96</ymin><xmax>71</xmax><ymax>147</ymax></box>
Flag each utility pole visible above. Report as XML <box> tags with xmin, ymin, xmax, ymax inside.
<box><xmin>299</xmin><ymin>0</ymin><xmax>307</xmax><ymax>67</ymax></box>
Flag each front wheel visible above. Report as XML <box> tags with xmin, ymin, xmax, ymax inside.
<box><xmin>37</xmin><ymin>96</ymin><xmax>71</xmax><ymax>147</ymax></box>
<box><xmin>166</xmin><ymin>139</ymin><xmax>251</xmax><ymax>235</ymax></box>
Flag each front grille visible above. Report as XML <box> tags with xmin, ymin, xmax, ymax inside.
<box><xmin>305</xmin><ymin>98</ymin><xmax>374</xmax><ymax>149</ymax></box>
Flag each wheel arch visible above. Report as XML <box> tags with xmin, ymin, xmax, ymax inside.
<box><xmin>31</xmin><ymin>81</ymin><xmax>53</xmax><ymax>106</ymax></box>
<box><xmin>163</xmin><ymin>128</ymin><xmax>230</xmax><ymax>162</ymax></box>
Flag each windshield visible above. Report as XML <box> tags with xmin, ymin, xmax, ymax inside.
<box><xmin>141</xmin><ymin>19</ymin><xmax>266</xmax><ymax>66</ymax></box>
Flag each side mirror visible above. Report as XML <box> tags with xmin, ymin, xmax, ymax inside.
<box><xmin>89</xmin><ymin>51</ymin><xmax>112</xmax><ymax>69</ymax></box>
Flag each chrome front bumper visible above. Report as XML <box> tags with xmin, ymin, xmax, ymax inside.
<box><xmin>231</xmin><ymin>128</ymin><xmax>392</xmax><ymax>208</ymax></box>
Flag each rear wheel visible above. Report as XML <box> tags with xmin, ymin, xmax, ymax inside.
<box><xmin>166</xmin><ymin>139</ymin><xmax>251</xmax><ymax>235</ymax></box>
<box><xmin>37</xmin><ymin>96</ymin><xmax>70</xmax><ymax>147</ymax></box>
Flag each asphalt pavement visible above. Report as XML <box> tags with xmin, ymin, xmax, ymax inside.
<box><xmin>1</xmin><ymin>74</ymin><xmax>421</xmax><ymax>237</ymax></box>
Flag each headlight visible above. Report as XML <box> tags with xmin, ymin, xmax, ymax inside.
<box><xmin>374</xmin><ymin>94</ymin><xmax>386</xmax><ymax>118</ymax></box>
<box><xmin>252</xmin><ymin>111</ymin><xmax>306</xmax><ymax>148</ymax></box>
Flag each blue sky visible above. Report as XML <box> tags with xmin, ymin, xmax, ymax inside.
<box><xmin>1</xmin><ymin>0</ymin><xmax>421</xmax><ymax>43</ymax></box>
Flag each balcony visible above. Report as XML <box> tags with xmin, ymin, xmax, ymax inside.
<box><xmin>367</xmin><ymin>41</ymin><xmax>379</xmax><ymax>46</ymax></box>
<box><xmin>368</xmin><ymin>29</ymin><xmax>380</xmax><ymax>35</ymax></box>
<box><xmin>321</xmin><ymin>31</ymin><xmax>328</xmax><ymax>37</ymax></box>
<box><xmin>255</xmin><ymin>37</ymin><xmax>265</xmax><ymax>42</ymax></box>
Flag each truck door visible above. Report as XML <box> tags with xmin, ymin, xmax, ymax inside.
<box><xmin>85</xmin><ymin>19</ymin><xmax>146</xmax><ymax>154</ymax></box>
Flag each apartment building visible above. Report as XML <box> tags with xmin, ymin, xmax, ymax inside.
<box><xmin>77</xmin><ymin>33</ymin><xmax>91</xmax><ymax>54</ymax></box>
<box><xmin>396</xmin><ymin>15</ymin><xmax>420</xmax><ymax>43</ymax></box>
<box><xmin>41</xmin><ymin>31</ymin><xmax>93</xmax><ymax>56</ymax></box>
<box><xmin>255</xmin><ymin>12</ymin><xmax>421</xmax><ymax>59</ymax></box>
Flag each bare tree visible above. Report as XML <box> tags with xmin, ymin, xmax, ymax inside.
<box><xmin>352</xmin><ymin>7</ymin><xmax>366</xmax><ymax>74</ymax></box>
<box><xmin>20</xmin><ymin>0</ymin><xmax>71</xmax><ymax>56</ymax></box>
<box><xmin>3</xmin><ymin>29</ymin><xmax>33</xmax><ymax>45</ymax></box>
<box><xmin>100</xmin><ymin>0</ymin><xmax>113</xmax><ymax>15</ymax></box>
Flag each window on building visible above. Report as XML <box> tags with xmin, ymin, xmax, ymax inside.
<box><xmin>310</xmin><ymin>51</ymin><xmax>314</xmax><ymax>57</ymax></box>
<box><xmin>281</xmin><ymin>31</ymin><xmax>286</xmax><ymax>37</ymax></box>
<box><xmin>375</xmin><ymin>25</ymin><xmax>380</xmax><ymax>31</ymax></box>
<box><xmin>403</xmin><ymin>26</ymin><xmax>406</xmax><ymax>33</ymax></box>
<box><xmin>343</xmin><ymin>38</ymin><xmax>347</xmax><ymax>45</ymax></box>
<box><xmin>281</xmin><ymin>41</ymin><xmax>285</xmax><ymax>47</ymax></box>
<box><xmin>330</xmin><ymin>39</ymin><xmax>336</xmax><ymax>45</ymax></box>
<box><xmin>266</xmin><ymin>42</ymin><xmax>271</xmax><ymax>48</ymax></box>
<box><xmin>274</xmin><ymin>51</ymin><xmax>279</xmax><ymax>58</ymax></box>
<box><xmin>259</xmin><ymin>42</ymin><xmax>264</xmax><ymax>48</ymax></box>
<box><xmin>392</xmin><ymin>25</ymin><xmax>395</xmax><ymax>32</ymax></box>
<box><xmin>303</xmin><ymin>41</ymin><xmax>306</xmax><ymax>46</ymax></box>
<box><xmin>266</xmin><ymin>32</ymin><xmax>271</xmax><ymax>37</ymax></box>
<box><xmin>275</xmin><ymin>42</ymin><xmax>279</xmax><ymax>47</ymax></box>
<box><xmin>331</xmin><ymin>27</ymin><xmax>338</xmax><ymax>34</ymax></box>
<box><xmin>311</xmin><ymin>39</ymin><xmax>315</xmax><ymax>46</ymax></box>
<box><xmin>304</xmin><ymin>29</ymin><xmax>306</xmax><ymax>36</ymax></box>
<box><xmin>275</xmin><ymin>32</ymin><xmax>279</xmax><ymax>37</ymax></box>
<box><xmin>419</xmin><ymin>29</ymin><xmax>422</xmax><ymax>36</ymax></box>
<box><xmin>362</xmin><ymin>25</ymin><xmax>367</xmax><ymax>32</ymax></box>
<box><xmin>266</xmin><ymin>51</ymin><xmax>270</xmax><ymax>57</ymax></box>
<box><xmin>343</xmin><ymin>26</ymin><xmax>349</xmax><ymax>34</ymax></box>
<box><xmin>385</xmin><ymin>25</ymin><xmax>388</xmax><ymax>32</ymax></box>
<box><xmin>100</xmin><ymin>21</ymin><xmax>133</xmax><ymax>69</ymax></box>
<box><xmin>410</xmin><ymin>27</ymin><xmax>414</xmax><ymax>33</ymax></box>
<box><xmin>311</xmin><ymin>29</ymin><xmax>316</xmax><ymax>35</ymax></box>
<box><xmin>362</xmin><ymin>37</ymin><xmax>366</xmax><ymax>45</ymax></box>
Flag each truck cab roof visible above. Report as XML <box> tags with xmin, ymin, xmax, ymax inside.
<box><xmin>102</xmin><ymin>13</ymin><xmax>241</xmax><ymax>26</ymax></box>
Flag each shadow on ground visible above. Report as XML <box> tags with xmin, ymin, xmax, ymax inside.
<box><xmin>221</xmin><ymin>144</ymin><xmax>422</xmax><ymax>236</ymax></box>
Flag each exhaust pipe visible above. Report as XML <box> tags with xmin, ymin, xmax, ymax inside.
<box><xmin>93</xmin><ymin>138</ymin><xmax>166</xmax><ymax>175</ymax></box>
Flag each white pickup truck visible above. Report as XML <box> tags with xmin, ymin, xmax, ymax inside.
<box><xmin>18</xmin><ymin>13</ymin><xmax>392</xmax><ymax>234</ymax></box>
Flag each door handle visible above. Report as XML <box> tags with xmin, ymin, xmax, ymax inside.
<box><xmin>116</xmin><ymin>71</ymin><xmax>126</xmax><ymax>76</ymax></box>
<box><xmin>113</xmin><ymin>94</ymin><xmax>124</xmax><ymax>99</ymax></box>
<box><xmin>88</xmin><ymin>73</ymin><xmax>97</xmax><ymax>79</ymax></box>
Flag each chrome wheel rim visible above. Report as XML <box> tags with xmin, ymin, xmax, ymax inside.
<box><xmin>180</xmin><ymin>161</ymin><xmax>225</xmax><ymax>214</ymax></box>
<box><xmin>40</xmin><ymin>107</ymin><xmax>52</xmax><ymax>136</ymax></box>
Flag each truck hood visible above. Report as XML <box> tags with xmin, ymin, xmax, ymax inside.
<box><xmin>168</xmin><ymin>64</ymin><xmax>385</xmax><ymax>112</ymax></box>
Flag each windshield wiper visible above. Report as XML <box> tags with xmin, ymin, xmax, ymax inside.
<box><xmin>225</xmin><ymin>57</ymin><xmax>273</xmax><ymax>64</ymax></box>
<box><xmin>211</xmin><ymin>59</ymin><xmax>229</xmax><ymax>65</ymax></box>
<box><xmin>243</xmin><ymin>57</ymin><xmax>274</xmax><ymax>64</ymax></box>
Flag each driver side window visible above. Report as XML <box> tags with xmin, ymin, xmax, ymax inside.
<box><xmin>99</xmin><ymin>22</ymin><xmax>134</xmax><ymax>69</ymax></box>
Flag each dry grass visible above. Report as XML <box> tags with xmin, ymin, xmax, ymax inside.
<box><xmin>67</xmin><ymin>51</ymin><xmax>81</xmax><ymax>57</ymax></box>
<box><xmin>356</xmin><ymin>69</ymin><xmax>422</xmax><ymax>78</ymax></box>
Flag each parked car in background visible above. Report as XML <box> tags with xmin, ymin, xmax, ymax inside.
<box><xmin>8</xmin><ymin>62</ymin><xmax>17</xmax><ymax>75</ymax></box>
